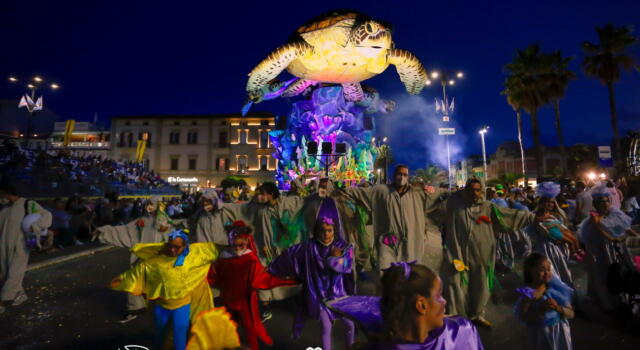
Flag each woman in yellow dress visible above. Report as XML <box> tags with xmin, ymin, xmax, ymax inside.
<box><xmin>110</xmin><ymin>229</ymin><xmax>218</xmax><ymax>350</ymax></box>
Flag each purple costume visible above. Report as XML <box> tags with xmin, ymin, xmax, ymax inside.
<box><xmin>327</xmin><ymin>296</ymin><xmax>484</xmax><ymax>350</ymax></box>
<box><xmin>269</xmin><ymin>237</ymin><xmax>356</xmax><ymax>350</ymax></box>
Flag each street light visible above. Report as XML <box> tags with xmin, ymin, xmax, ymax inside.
<box><xmin>8</xmin><ymin>74</ymin><xmax>60</xmax><ymax>145</ymax></box>
<box><xmin>479</xmin><ymin>126</ymin><xmax>489</xmax><ymax>182</ymax></box>
<box><xmin>425</xmin><ymin>69</ymin><xmax>465</xmax><ymax>190</ymax></box>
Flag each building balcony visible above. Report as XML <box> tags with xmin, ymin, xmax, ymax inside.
<box><xmin>50</xmin><ymin>141</ymin><xmax>111</xmax><ymax>149</ymax></box>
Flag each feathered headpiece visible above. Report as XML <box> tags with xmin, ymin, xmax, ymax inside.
<box><xmin>536</xmin><ymin>181</ymin><xmax>561</xmax><ymax>199</ymax></box>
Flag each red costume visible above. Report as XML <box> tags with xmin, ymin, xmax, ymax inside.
<box><xmin>207</xmin><ymin>222</ymin><xmax>296</xmax><ymax>350</ymax></box>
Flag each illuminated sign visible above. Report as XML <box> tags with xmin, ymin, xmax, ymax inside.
<box><xmin>168</xmin><ymin>176</ymin><xmax>199</xmax><ymax>183</ymax></box>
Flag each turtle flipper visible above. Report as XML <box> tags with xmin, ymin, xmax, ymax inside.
<box><xmin>341</xmin><ymin>83</ymin><xmax>365</xmax><ymax>102</ymax></box>
<box><xmin>282</xmin><ymin>79</ymin><xmax>317</xmax><ymax>97</ymax></box>
<box><xmin>388</xmin><ymin>48</ymin><xmax>428</xmax><ymax>95</ymax></box>
<box><xmin>247</xmin><ymin>42</ymin><xmax>313</xmax><ymax>100</ymax></box>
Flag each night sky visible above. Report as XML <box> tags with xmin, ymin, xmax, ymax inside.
<box><xmin>2</xmin><ymin>1</ymin><xmax>639</xmax><ymax>170</ymax></box>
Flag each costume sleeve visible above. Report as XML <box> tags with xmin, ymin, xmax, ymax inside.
<box><xmin>491</xmin><ymin>204</ymin><xmax>535</xmax><ymax>232</ymax></box>
<box><xmin>97</xmin><ymin>219</ymin><xmax>142</xmax><ymax>248</ymax></box>
<box><xmin>200</xmin><ymin>242</ymin><xmax>219</xmax><ymax>263</ymax></box>
<box><xmin>31</xmin><ymin>200</ymin><xmax>52</xmax><ymax>234</ymax></box>
<box><xmin>268</xmin><ymin>243</ymin><xmax>304</xmax><ymax>280</ymax></box>
<box><xmin>111</xmin><ymin>260</ymin><xmax>146</xmax><ymax>295</ymax></box>
<box><xmin>343</xmin><ymin>185</ymin><xmax>374</xmax><ymax>211</ymax></box>
<box><xmin>220</xmin><ymin>201</ymin><xmax>255</xmax><ymax>225</ymax></box>
<box><xmin>251</xmin><ymin>255</ymin><xmax>298</xmax><ymax>289</ymax></box>
<box><xmin>327</xmin><ymin>244</ymin><xmax>354</xmax><ymax>274</ymax></box>
<box><xmin>279</xmin><ymin>195</ymin><xmax>305</xmax><ymax>216</ymax></box>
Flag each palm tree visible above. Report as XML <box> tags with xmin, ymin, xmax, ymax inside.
<box><xmin>545</xmin><ymin>51</ymin><xmax>576</xmax><ymax>176</ymax></box>
<box><xmin>415</xmin><ymin>165</ymin><xmax>447</xmax><ymax>185</ymax></box>
<box><xmin>582</xmin><ymin>23</ymin><xmax>639</xmax><ymax>164</ymax></box>
<box><xmin>501</xmin><ymin>77</ymin><xmax>528</xmax><ymax>182</ymax></box>
<box><xmin>503</xmin><ymin>44</ymin><xmax>549</xmax><ymax>179</ymax></box>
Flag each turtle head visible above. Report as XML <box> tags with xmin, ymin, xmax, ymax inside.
<box><xmin>350</xmin><ymin>20</ymin><xmax>392</xmax><ymax>57</ymax></box>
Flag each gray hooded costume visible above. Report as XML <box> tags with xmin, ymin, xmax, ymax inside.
<box><xmin>96</xmin><ymin>196</ymin><xmax>171</xmax><ymax>311</ymax></box>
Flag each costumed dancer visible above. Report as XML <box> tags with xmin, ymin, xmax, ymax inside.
<box><xmin>341</xmin><ymin>165</ymin><xmax>442</xmax><ymax>270</ymax></box>
<box><xmin>515</xmin><ymin>253</ymin><xmax>574</xmax><ymax>350</ymax></box>
<box><xmin>269</xmin><ymin>216</ymin><xmax>356</xmax><ymax>350</ymax></box>
<box><xmin>300</xmin><ymin>178</ymin><xmax>374</xmax><ymax>271</ymax></box>
<box><xmin>578</xmin><ymin>184</ymin><xmax>638</xmax><ymax>311</ymax></box>
<box><xmin>207</xmin><ymin>220</ymin><xmax>297</xmax><ymax>350</ymax></box>
<box><xmin>191</xmin><ymin>189</ymin><xmax>227</xmax><ymax>244</ymax></box>
<box><xmin>327</xmin><ymin>262</ymin><xmax>484</xmax><ymax>350</ymax></box>
<box><xmin>110</xmin><ymin>230</ymin><xmax>218</xmax><ymax>350</ymax></box>
<box><xmin>441</xmin><ymin>178</ymin><xmax>534</xmax><ymax>328</ymax></box>
<box><xmin>219</xmin><ymin>181</ymin><xmax>304</xmax><ymax>317</ymax></box>
<box><xmin>92</xmin><ymin>196</ymin><xmax>173</xmax><ymax>322</ymax></box>
<box><xmin>529</xmin><ymin>182</ymin><xmax>581</xmax><ymax>286</ymax></box>
<box><xmin>0</xmin><ymin>182</ymin><xmax>52</xmax><ymax>313</ymax></box>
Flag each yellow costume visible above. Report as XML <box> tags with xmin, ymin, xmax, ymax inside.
<box><xmin>111</xmin><ymin>242</ymin><xmax>219</xmax><ymax>321</ymax></box>
<box><xmin>187</xmin><ymin>307</ymin><xmax>242</xmax><ymax>350</ymax></box>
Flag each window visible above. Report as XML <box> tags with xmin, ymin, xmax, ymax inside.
<box><xmin>170</xmin><ymin>156</ymin><xmax>179</xmax><ymax>170</ymax></box>
<box><xmin>238</xmin><ymin>157</ymin><xmax>247</xmax><ymax>173</ymax></box>
<box><xmin>187</xmin><ymin>131</ymin><xmax>198</xmax><ymax>144</ymax></box>
<box><xmin>191</xmin><ymin>121</ymin><xmax>197</xmax><ymax>126</ymax></box>
<box><xmin>174</xmin><ymin>121</ymin><xmax>181</xmax><ymax>126</ymax></box>
<box><xmin>118</xmin><ymin>132</ymin><xmax>126</xmax><ymax>147</ymax></box>
<box><xmin>239</xmin><ymin>130</ymin><xmax>247</xmax><ymax>144</ymax></box>
<box><xmin>169</xmin><ymin>131</ymin><xmax>180</xmax><ymax>144</ymax></box>
<box><xmin>125</xmin><ymin>121</ymin><xmax>131</xmax><ymax>126</ymax></box>
<box><xmin>127</xmin><ymin>132</ymin><xmax>133</xmax><ymax>147</ymax></box>
<box><xmin>146</xmin><ymin>133</ymin><xmax>152</xmax><ymax>147</ymax></box>
<box><xmin>261</xmin><ymin>120</ymin><xmax>269</xmax><ymax>126</ymax></box>
<box><xmin>260</xmin><ymin>157</ymin><xmax>268</xmax><ymax>171</ymax></box>
<box><xmin>143</xmin><ymin>121</ymin><xmax>149</xmax><ymax>126</ymax></box>
<box><xmin>242</xmin><ymin>122</ymin><xmax>248</xmax><ymax>126</ymax></box>
<box><xmin>218</xmin><ymin>132</ymin><xmax>228</xmax><ymax>147</ymax></box>
<box><xmin>216</xmin><ymin>156</ymin><xmax>227</xmax><ymax>171</ymax></box>
<box><xmin>260</xmin><ymin>131</ymin><xmax>269</xmax><ymax>148</ymax></box>
<box><xmin>220</xmin><ymin>121</ymin><xmax>227</xmax><ymax>126</ymax></box>
<box><xmin>189</xmin><ymin>157</ymin><xmax>197</xmax><ymax>170</ymax></box>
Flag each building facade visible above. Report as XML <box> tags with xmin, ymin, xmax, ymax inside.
<box><xmin>49</xmin><ymin>121</ymin><xmax>111</xmax><ymax>157</ymax></box>
<box><xmin>110</xmin><ymin>113</ymin><xmax>277</xmax><ymax>190</ymax></box>
<box><xmin>487</xmin><ymin>141</ymin><xmax>562</xmax><ymax>183</ymax></box>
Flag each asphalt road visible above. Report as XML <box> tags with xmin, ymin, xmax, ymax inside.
<box><xmin>1</xmin><ymin>248</ymin><xmax>639</xmax><ymax>350</ymax></box>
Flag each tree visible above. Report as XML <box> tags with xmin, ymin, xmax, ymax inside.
<box><xmin>582</xmin><ymin>23</ymin><xmax>639</xmax><ymax>165</ymax></box>
<box><xmin>503</xmin><ymin>44</ymin><xmax>550</xmax><ymax>179</ymax></box>
<box><xmin>545</xmin><ymin>51</ymin><xmax>576</xmax><ymax>176</ymax></box>
<box><xmin>501</xmin><ymin>77</ymin><xmax>528</xmax><ymax>181</ymax></box>
<box><xmin>414</xmin><ymin>165</ymin><xmax>447</xmax><ymax>185</ymax></box>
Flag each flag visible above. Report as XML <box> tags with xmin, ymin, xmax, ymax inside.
<box><xmin>63</xmin><ymin>120</ymin><xmax>75</xmax><ymax>147</ymax></box>
<box><xmin>135</xmin><ymin>140</ymin><xmax>147</xmax><ymax>162</ymax></box>
<box><xmin>34</xmin><ymin>97</ymin><xmax>43</xmax><ymax>111</ymax></box>
<box><xmin>18</xmin><ymin>95</ymin><xmax>28</xmax><ymax>109</ymax></box>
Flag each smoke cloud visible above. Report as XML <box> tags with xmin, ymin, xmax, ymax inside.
<box><xmin>376</xmin><ymin>94</ymin><xmax>467</xmax><ymax>172</ymax></box>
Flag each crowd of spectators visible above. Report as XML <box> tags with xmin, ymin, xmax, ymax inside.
<box><xmin>0</xmin><ymin>140</ymin><xmax>180</xmax><ymax>197</ymax></box>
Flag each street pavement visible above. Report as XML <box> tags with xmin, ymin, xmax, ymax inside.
<box><xmin>1</xmin><ymin>247</ymin><xmax>639</xmax><ymax>350</ymax></box>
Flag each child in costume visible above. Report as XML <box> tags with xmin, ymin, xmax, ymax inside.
<box><xmin>515</xmin><ymin>253</ymin><xmax>574</xmax><ymax>350</ymax></box>
<box><xmin>110</xmin><ymin>229</ymin><xmax>218</xmax><ymax>350</ymax></box>
<box><xmin>207</xmin><ymin>220</ymin><xmax>297</xmax><ymax>350</ymax></box>
<box><xmin>327</xmin><ymin>262</ymin><xmax>484</xmax><ymax>350</ymax></box>
<box><xmin>269</xmin><ymin>216</ymin><xmax>356</xmax><ymax>350</ymax></box>
<box><xmin>535</xmin><ymin>182</ymin><xmax>582</xmax><ymax>257</ymax></box>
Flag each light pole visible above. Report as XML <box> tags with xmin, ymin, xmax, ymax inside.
<box><xmin>372</xmin><ymin>136</ymin><xmax>390</xmax><ymax>183</ymax></box>
<box><xmin>479</xmin><ymin>126</ymin><xmax>489</xmax><ymax>182</ymax></box>
<box><xmin>8</xmin><ymin>75</ymin><xmax>60</xmax><ymax>143</ymax></box>
<box><xmin>426</xmin><ymin>70</ymin><xmax>464</xmax><ymax>190</ymax></box>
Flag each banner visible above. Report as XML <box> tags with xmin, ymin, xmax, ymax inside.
<box><xmin>63</xmin><ymin>119</ymin><xmax>75</xmax><ymax>147</ymax></box>
<box><xmin>136</xmin><ymin>140</ymin><xmax>147</xmax><ymax>163</ymax></box>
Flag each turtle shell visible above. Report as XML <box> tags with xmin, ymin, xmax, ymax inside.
<box><xmin>296</xmin><ymin>12</ymin><xmax>358</xmax><ymax>34</ymax></box>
